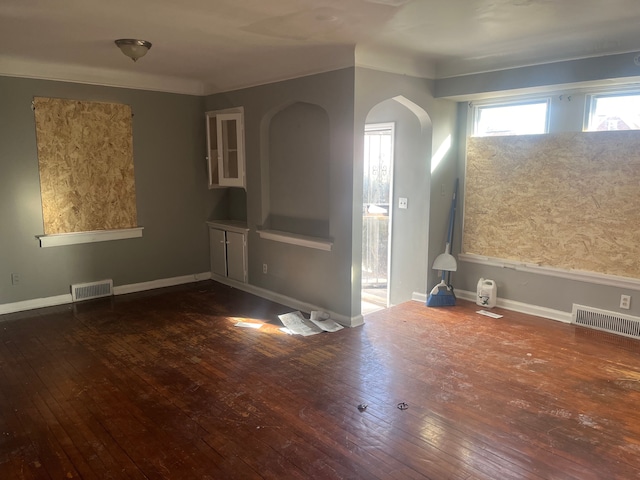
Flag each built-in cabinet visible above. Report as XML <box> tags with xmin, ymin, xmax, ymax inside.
<box><xmin>207</xmin><ymin>220</ymin><xmax>248</xmax><ymax>283</ymax></box>
<box><xmin>206</xmin><ymin>107</ymin><xmax>246</xmax><ymax>188</ymax></box>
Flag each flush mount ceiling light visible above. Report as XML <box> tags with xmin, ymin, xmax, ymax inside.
<box><xmin>114</xmin><ymin>39</ymin><xmax>152</xmax><ymax>62</ymax></box>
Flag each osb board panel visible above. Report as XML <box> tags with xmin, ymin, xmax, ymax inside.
<box><xmin>464</xmin><ymin>131</ymin><xmax>640</xmax><ymax>278</ymax></box>
<box><xmin>33</xmin><ymin>97</ymin><xmax>137</xmax><ymax>234</ymax></box>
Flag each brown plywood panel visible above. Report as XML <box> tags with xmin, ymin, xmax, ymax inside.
<box><xmin>464</xmin><ymin>131</ymin><xmax>640</xmax><ymax>278</ymax></box>
<box><xmin>33</xmin><ymin>97</ymin><xmax>137</xmax><ymax>234</ymax></box>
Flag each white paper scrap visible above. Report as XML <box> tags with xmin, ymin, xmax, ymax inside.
<box><xmin>310</xmin><ymin>317</ymin><xmax>344</xmax><ymax>332</ymax></box>
<box><xmin>278</xmin><ymin>311</ymin><xmax>323</xmax><ymax>336</ymax></box>
<box><xmin>476</xmin><ymin>310</ymin><xmax>503</xmax><ymax>319</ymax></box>
<box><xmin>235</xmin><ymin>322</ymin><xmax>263</xmax><ymax>329</ymax></box>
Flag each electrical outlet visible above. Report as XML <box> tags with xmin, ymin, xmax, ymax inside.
<box><xmin>399</xmin><ymin>197</ymin><xmax>408</xmax><ymax>209</ymax></box>
<box><xmin>263</xmin><ymin>263</ymin><xmax>268</xmax><ymax>274</ymax></box>
<box><xmin>620</xmin><ymin>294</ymin><xmax>631</xmax><ymax>309</ymax></box>
<box><xmin>11</xmin><ymin>273</ymin><xmax>19</xmax><ymax>285</ymax></box>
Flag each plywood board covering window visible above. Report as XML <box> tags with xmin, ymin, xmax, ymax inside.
<box><xmin>464</xmin><ymin>131</ymin><xmax>640</xmax><ymax>278</ymax></box>
<box><xmin>33</xmin><ymin>97</ymin><xmax>137</xmax><ymax>235</ymax></box>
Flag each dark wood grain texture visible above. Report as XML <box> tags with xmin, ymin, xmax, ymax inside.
<box><xmin>1</xmin><ymin>281</ymin><xmax>639</xmax><ymax>479</ymax></box>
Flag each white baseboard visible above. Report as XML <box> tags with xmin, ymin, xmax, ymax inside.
<box><xmin>0</xmin><ymin>271</ymin><xmax>366</xmax><ymax>328</ymax></box>
<box><xmin>113</xmin><ymin>272</ymin><xmax>212</xmax><ymax>296</ymax></box>
<box><xmin>412</xmin><ymin>292</ymin><xmax>428</xmax><ymax>303</ymax></box>
<box><xmin>0</xmin><ymin>272</ymin><xmax>211</xmax><ymax>316</ymax></box>
<box><xmin>412</xmin><ymin>289</ymin><xmax>572</xmax><ymax>324</ymax></box>
<box><xmin>211</xmin><ymin>274</ymin><xmax>364</xmax><ymax>328</ymax></box>
<box><xmin>0</xmin><ymin>294</ymin><xmax>72</xmax><ymax>316</ymax></box>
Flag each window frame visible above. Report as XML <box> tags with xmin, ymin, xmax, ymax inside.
<box><xmin>470</xmin><ymin>98</ymin><xmax>551</xmax><ymax>137</ymax></box>
<box><xmin>584</xmin><ymin>90</ymin><xmax>640</xmax><ymax>132</ymax></box>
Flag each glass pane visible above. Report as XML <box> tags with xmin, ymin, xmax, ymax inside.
<box><xmin>363</xmin><ymin>131</ymin><xmax>391</xmax><ymax>206</ymax></box>
<box><xmin>475</xmin><ymin>102</ymin><xmax>548</xmax><ymax>137</ymax></box>
<box><xmin>219</xmin><ymin>118</ymin><xmax>239</xmax><ymax>180</ymax></box>
<box><xmin>224</xmin><ymin>151</ymin><xmax>238</xmax><ymax>179</ymax></box>
<box><xmin>222</xmin><ymin>119</ymin><xmax>237</xmax><ymax>150</ymax></box>
<box><xmin>587</xmin><ymin>94</ymin><xmax>640</xmax><ymax>131</ymax></box>
<box><xmin>362</xmin><ymin>127</ymin><xmax>391</xmax><ymax>288</ymax></box>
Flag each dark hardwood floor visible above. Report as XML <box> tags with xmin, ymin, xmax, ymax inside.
<box><xmin>1</xmin><ymin>281</ymin><xmax>639</xmax><ymax>479</ymax></box>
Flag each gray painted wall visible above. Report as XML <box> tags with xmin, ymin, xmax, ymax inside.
<box><xmin>0</xmin><ymin>75</ymin><xmax>218</xmax><ymax>304</ymax></box>
<box><xmin>353</xmin><ymin>68</ymin><xmax>459</xmax><ymax>313</ymax></box>
<box><xmin>2</xmin><ymin>68</ymin><xmax>459</xmax><ymax>323</ymax></box>
<box><xmin>450</xmin><ymin>57</ymin><xmax>640</xmax><ymax>317</ymax></box>
<box><xmin>205</xmin><ymin>69</ymin><xmax>357</xmax><ymax>318</ymax></box>
<box><xmin>205</xmin><ymin>68</ymin><xmax>459</xmax><ymax>319</ymax></box>
<box><xmin>435</xmin><ymin>52</ymin><xmax>640</xmax><ymax>100</ymax></box>
<box><xmin>9</xmin><ymin>56</ymin><xmax>628</xmax><ymax>323</ymax></box>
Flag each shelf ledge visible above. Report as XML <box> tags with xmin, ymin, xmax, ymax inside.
<box><xmin>258</xmin><ymin>229</ymin><xmax>332</xmax><ymax>251</ymax></box>
<box><xmin>37</xmin><ymin>227</ymin><xmax>144</xmax><ymax>248</ymax></box>
<box><xmin>206</xmin><ymin>220</ymin><xmax>249</xmax><ymax>235</ymax></box>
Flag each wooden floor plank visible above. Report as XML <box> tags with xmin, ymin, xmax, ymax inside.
<box><xmin>1</xmin><ymin>281</ymin><xmax>639</xmax><ymax>479</ymax></box>
<box><xmin>75</xmin><ymin>310</ymin><xmax>354</xmax><ymax>479</ymax></box>
<box><xmin>0</xmin><ymin>375</ymin><xmax>51</xmax><ymax>480</ymax></box>
<box><xmin>58</xmin><ymin>321</ymin><xmax>236</xmax><ymax>479</ymax></box>
<box><xmin>0</xmin><ymin>338</ymin><xmax>83</xmax><ymax>479</ymax></box>
<box><xmin>29</xmin><ymin>327</ymin><xmax>162</xmax><ymax>480</ymax></box>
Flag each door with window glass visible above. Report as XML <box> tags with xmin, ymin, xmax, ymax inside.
<box><xmin>362</xmin><ymin>123</ymin><xmax>394</xmax><ymax>309</ymax></box>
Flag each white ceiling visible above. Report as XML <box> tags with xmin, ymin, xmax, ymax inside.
<box><xmin>2</xmin><ymin>0</ymin><xmax>640</xmax><ymax>95</ymax></box>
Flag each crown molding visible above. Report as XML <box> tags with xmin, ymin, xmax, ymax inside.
<box><xmin>0</xmin><ymin>55</ymin><xmax>205</xmax><ymax>96</ymax></box>
<box><xmin>355</xmin><ymin>45</ymin><xmax>436</xmax><ymax>80</ymax></box>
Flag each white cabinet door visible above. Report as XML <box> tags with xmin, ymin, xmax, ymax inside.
<box><xmin>206</xmin><ymin>114</ymin><xmax>220</xmax><ymax>187</ymax></box>
<box><xmin>226</xmin><ymin>231</ymin><xmax>247</xmax><ymax>283</ymax></box>
<box><xmin>208</xmin><ymin>224</ymin><xmax>248</xmax><ymax>284</ymax></box>
<box><xmin>216</xmin><ymin>112</ymin><xmax>245</xmax><ymax>188</ymax></box>
<box><xmin>209</xmin><ymin>228</ymin><xmax>227</xmax><ymax>277</ymax></box>
<box><xmin>205</xmin><ymin>108</ymin><xmax>245</xmax><ymax>189</ymax></box>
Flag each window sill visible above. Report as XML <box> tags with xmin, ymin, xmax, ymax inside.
<box><xmin>257</xmin><ymin>229</ymin><xmax>332</xmax><ymax>251</ymax></box>
<box><xmin>459</xmin><ymin>253</ymin><xmax>640</xmax><ymax>291</ymax></box>
<box><xmin>37</xmin><ymin>227</ymin><xmax>144</xmax><ymax>247</ymax></box>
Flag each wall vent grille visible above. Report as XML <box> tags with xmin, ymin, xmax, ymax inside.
<box><xmin>71</xmin><ymin>279</ymin><xmax>113</xmax><ymax>302</ymax></box>
<box><xmin>571</xmin><ymin>304</ymin><xmax>640</xmax><ymax>340</ymax></box>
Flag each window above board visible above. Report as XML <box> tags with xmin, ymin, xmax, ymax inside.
<box><xmin>584</xmin><ymin>91</ymin><xmax>640</xmax><ymax>132</ymax></box>
<box><xmin>471</xmin><ymin>99</ymin><xmax>550</xmax><ymax>137</ymax></box>
<box><xmin>468</xmin><ymin>86</ymin><xmax>640</xmax><ymax>137</ymax></box>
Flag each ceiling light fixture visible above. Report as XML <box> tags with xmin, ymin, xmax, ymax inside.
<box><xmin>115</xmin><ymin>39</ymin><xmax>152</xmax><ymax>62</ymax></box>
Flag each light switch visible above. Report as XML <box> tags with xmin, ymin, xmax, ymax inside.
<box><xmin>399</xmin><ymin>197</ymin><xmax>408</xmax><ymax>209</ymax></box>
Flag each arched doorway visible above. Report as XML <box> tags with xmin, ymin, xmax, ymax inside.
<box><xmin>361</xmin><ymin>95</ymin><xmax>432</xmax><ymax>315</ymax></box>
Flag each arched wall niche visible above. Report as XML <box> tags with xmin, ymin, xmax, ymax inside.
<box><xmin>261</xmin><ymin>101</ymin><xmax>331</xmax><ymax>238</ymax></box>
